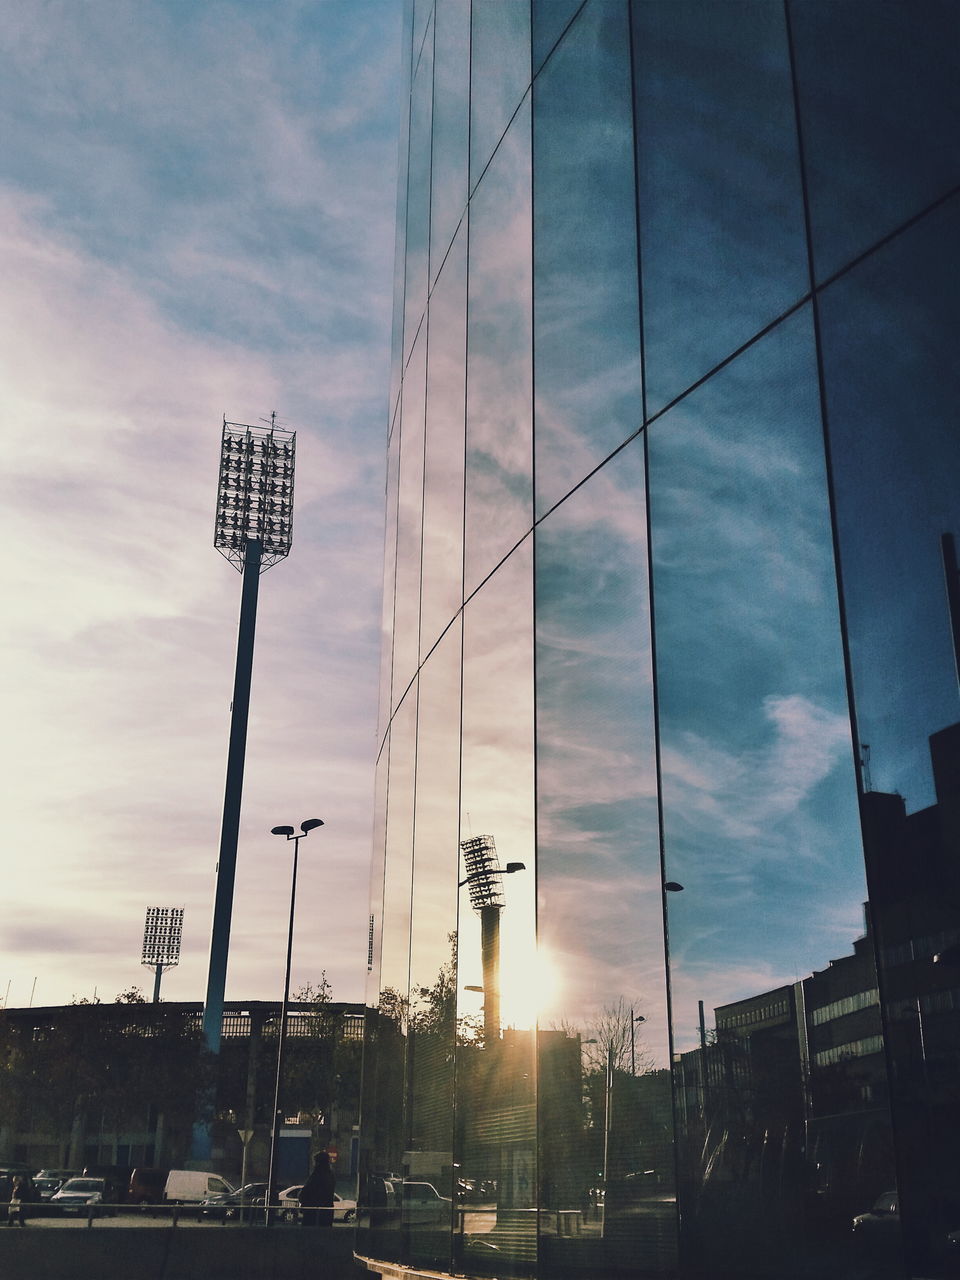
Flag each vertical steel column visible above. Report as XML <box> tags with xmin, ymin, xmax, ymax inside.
<box><xmin>480</xmin><ymin>904</ymin><xmax>502</xmax><ymax>1044</ymax></box>
<box><xmin>202</xmin><ymin>536</ymin><xmax>263</xmax><ymax>1055</ymax></box>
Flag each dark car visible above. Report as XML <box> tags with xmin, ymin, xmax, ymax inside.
<box><xmin>34</xmin><ymin>1169</ymin><xmax>79</xmax><ymax>1201</ymax></box>
<box><xmin>128</xmin><ymin>1167</ymin><xmax>170</xmax><ymax>1205</ymax></box>
<box><xmin>50</xmin><ymin>1176</ymin><xmax>110</xmax><ymax>1216</ymax></box>
<box><xmin>200</xmin><ymin>1181</ymin><xmax>269</xmax><ymax>1220</ymax></box>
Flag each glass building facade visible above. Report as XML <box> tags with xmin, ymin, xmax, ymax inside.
<box><xmin>358</xmin><ymin>3</ymin><xmax>960</xmax><ymax>1278</ymax></box>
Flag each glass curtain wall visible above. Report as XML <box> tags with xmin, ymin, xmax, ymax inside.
<box><xmin>361</xmin><ymin>3</ymin><xmax>960</xmax><ymax>1278</ymax></box>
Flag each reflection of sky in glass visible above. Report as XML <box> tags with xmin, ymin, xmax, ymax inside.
<box><xmin>429</xmin><ymin>0</ymin><xmax>470</xmax><ymax>283</ymax></box>
<box><xmin>791</xmin><ymin>0</ymin><xmax>960</xmax><ymax>282</ymax></box>
<box><xmin>379</xmin><ymin>691</ymin><xmax>418</xmax><ymax>1003</ymax></box>
<box><xmin>420</xmin><ymin>227</ymin><xmax>467</xmax><ymax>662</ymax></box>
<box><xmin>531</xmin><ymin>0</ymin><xmax>581</xmax><ymax>75</ymax></box>
<box><xmin>820</xmin><ymin>199</ymin><xmax>960</xmax><ymax>810</ymax></box>
<box><xmin>402</xmin><ymin>9</ymin><xmax>433</xmax><ymax>365</ymax></box>
<box><xmin>533</xmin><ymin>0</ymin><xmax>641</xmax><ymax>519</ymax></box>
<box><xmin>535</xmin><ymin>442</ymin><xmax>670</xmax><ymax>1064</ymax></box>
<box><xmin>464</xmin><ymin>104</ymin><xmax>532</xmax><ymax>596</ymax></box>
<box><xmin>648</xmin><ymin>308</ymin><xmax>867</xmax><ymax>1049</ymax></box>
<box><xmin>469</xmin><ymin>0</ymin><xmax>530</xmax><ymax>186</ymax></box>
<box><xmin>391</xmin><ymin>331</ymin><xmax>425</xmax><ymax>710</ymax></box>
<box><xmin>457</xmin><ymin>546</ymin><xmax>537</xmax><ymax>1029</ymax></box>
<box><xmin>634</xmin><ymin>0</ymin><xmax>806</xmax><ymax>415</ymax></box>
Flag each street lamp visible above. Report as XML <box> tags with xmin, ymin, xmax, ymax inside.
<box><xmin>265</xmin><ymin>818</ymin><xmax>324</xmax><ymax>1224</ymax></box>
<box><xmin>630</xmin><ymin>1011</ymin><xmax>646</xmax><ymax>1076</ymax></box>
<box><xmin>458</xmin><ymin>836</ymin><xmax>525</xmax><ymax>1043</ymax></box>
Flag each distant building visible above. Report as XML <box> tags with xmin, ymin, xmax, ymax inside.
<box><xmin>0</xmin><ymin>1000</ymin><xmax>363</xmax><ymax>1179</ymax></box>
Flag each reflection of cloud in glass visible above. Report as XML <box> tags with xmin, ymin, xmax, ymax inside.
<box><xmin>633</xmin><ymin>0</ymin><xmax>806</xmax><ymax>413</ymax></box>
<box><xmin>649</xmin><ymin>309</ymin><xmax>871</xmax><ymax>1036</ymax></box>
<box><xmin>465</xmin><ymin>103</ymin><xmax>532</xmax><ymax>594</ymax></box>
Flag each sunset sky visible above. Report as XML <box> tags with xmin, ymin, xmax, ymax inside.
<box><xmin>0</xmin><ymin>0</ymin><xmax>403</xmax><ymax>1009</ymax></box>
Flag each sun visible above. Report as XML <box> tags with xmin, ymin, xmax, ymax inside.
<box><xmin>499</xmin><ymin>940</ymin><xmax>561</xmax><ymax>1030</ymax></box>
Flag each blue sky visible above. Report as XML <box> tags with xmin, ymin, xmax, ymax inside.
<box><xmin>0</xmin><ymin>0</ymin><xmax>403</xmax><ymax>1008</ymax></box>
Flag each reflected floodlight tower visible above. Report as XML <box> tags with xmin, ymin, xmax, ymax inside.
<box><xmin>141</xmin><ymin>907</ymin><xmax>184</xmax><ymax>1002</ymax></box>
<box><xmin>202</xmin><ymin>415</ymin><xmax>296</xmax><ymax>1062</ymax></box>
<box><xmin>459</xmin><ymin>835</ymin><xmax>525</xmax><ymax>1043</ymax></box>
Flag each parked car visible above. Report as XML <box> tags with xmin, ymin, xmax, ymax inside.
<box><xmin>201</xmin><ymin>1182</ymin><xmax>268</xmax><ymax>1220</ymax></box>
<box><xmin>401</xmin><ymin>1181</ymin><xmax>453</xmax><ymax>1225</ymax></box>
<box><xmin>165</xmin><ymin>1169</ymin><xmax>235</xmax><ymax>1204</ymax></box>
<box><xmin>34</xmin><ymin>1169</ymin><xmax>79</xmax><ymax>1201</ymax></box>
<box><xmin>51</xmin><ymin>1176</ymin><xmax>110</xmax><ymax>1216</ymax></box>
<box><xmin>852</xmin><ymin>1189</ymin><xmax>899</xmax><ymax>1238</ymax></box>
<box><xmin>278</xmin><ymin>1185</ymin><xmax>357</xmax><ymax>1223</ymax></box>
<box><xmin>128</xmin><ymin>1167</ymin><xmax>170</xmax><ymax>1205</ymax></box>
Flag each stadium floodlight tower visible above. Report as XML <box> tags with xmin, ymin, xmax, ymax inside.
<box><xmin>202</xmin><ymin>414</ymin><xmax>295</xmax><ymax>1061</ymax></box>
<box><xmin>141</xmin><ymin>906</ymin><xmax>184</xmax><ymax>1002</ymax></box>
<box><xmin>459</xmin><ymin>835</ymin><xmax>525</xmax><ymax>1043</ymax></box>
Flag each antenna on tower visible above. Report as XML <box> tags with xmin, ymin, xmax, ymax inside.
<box><xmin>860</xmin><ymin>743</ymin><xmax>873</xmax><ymax>793</ymax></box>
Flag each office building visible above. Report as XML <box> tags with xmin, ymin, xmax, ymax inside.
<box><xmin>360</xmin><ymin>3</ymin><xmax>960</xmax><ymax>1277</ymax></box>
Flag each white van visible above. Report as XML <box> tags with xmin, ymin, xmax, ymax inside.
<box><xmin>164</xmin><ymin>1170</ymin><xmax>235</xmax><ymax>1203</ymax></box>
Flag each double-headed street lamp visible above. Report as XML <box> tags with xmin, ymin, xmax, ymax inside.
<box><xmin>265</xmin><ymin>818</ymin><xmax>324</xmax><ymax>1223</ymax></box>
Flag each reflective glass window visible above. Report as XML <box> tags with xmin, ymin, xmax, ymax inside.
<box><xmin>403</xmin><ymin>8</ymin><xmax>434</xmax><ymax>365</ymax></box>
<box><xmin>647</xmin><ymin>308</ymin><xmax>895</xmax><ymax>1273</ymax></box>
<box><xmin>455</xmin><ymin>545</ymin><xmax>537</xmax><ymax>1278</ymax></box>
<box><xmin>632</xmin><ymin>0</ymin><xmax>807</xmax><ymax>415</ymax></box>
<box><xmin>430</xmin><ymin>0</ymin><xmax>470</xmax><ymax>283</ymax></box>
<box><xmin>532</xmin><ymin>0</ymin><xmax>583</xmax><ymax>75</ymax></box>
<box><xmin>534</xmin><ymin>441</ymin><xmax>677</xmax><ymax>1275</ymax></box>
<box><xmin>391</xmin><ymin>332</ymin><xmax>426</xmax><ymax>711</ymax></box>
<box><xmin>470</xmin><ymin>0</ymin><xmax>531</xmax><ymax>186</ymax></box>
<box><xmin>533</xmin><ymin>0</ymin><xmax>640</xmax><ymax>518</ymax></box>
<box><xmin>378</xmin><ymin>423</ymin><xmax>401</xmax><ymax>748</ymax></box>
<box><xmin>819</xmin><ymin>200</ymin><xmax>960</xmax><ymax>1272</ymax></box>
<box><xmin>464</xmin><ymin>102</ymin><xmax>533</xmax><ymax>597</ymax></box>
<box><xmin>790</xmin><ymin>0</ymin><xmax>960</xmax><ymax>282</ymax></box>
<box><xmin>405</xmin><ymin>622</ymin><xmax>463</xmax><ymax>1272</ymax></box>
<box><xmin>421</xmin><ymin>225</ymin><xmax>467</xmax><ymax>662</ymax></box>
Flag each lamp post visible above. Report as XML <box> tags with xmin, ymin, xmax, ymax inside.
<box><xmin>629</xmin><ymin>1011</ymin><xmax>646</xmax><ymax>1077</ymax></box>
<box><xmin>265</xmin><ymin>818</ymin><xmax>323</xmax><ymax>1224</ymax></box>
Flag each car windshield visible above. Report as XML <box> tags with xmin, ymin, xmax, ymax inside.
<box><xmin>62</xmin><ymin>1180</ymin><xmax>101</xmax><ymax>1193</ymax></box>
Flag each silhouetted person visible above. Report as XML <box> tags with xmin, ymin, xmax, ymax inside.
<box><xmin>298</xmin><ymin>1151</ymin><xmax>336</xmax><ymax>1227</ymax></box>
<box><xmin>7</xmin><ymin>1176</ymin><xmax>28</xmax><ymax>1227</ymax></box>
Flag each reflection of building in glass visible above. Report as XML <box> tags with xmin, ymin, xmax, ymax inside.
<box><xmin>360</xmin><ymin>4</ymin><xmax>960</xmax><ymax>1278</ymax></box>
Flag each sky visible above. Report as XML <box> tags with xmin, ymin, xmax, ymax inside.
<box><xmin>0</xmin><ymin>0</ymin><xmax>404</xmax><ymax>1011</ymax></box>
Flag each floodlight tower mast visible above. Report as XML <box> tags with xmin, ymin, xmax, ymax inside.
<box><xmin>141</xmin><ymin>907</ymin><xmax>184</xmax><ymax>1001</ymax></box>
<box><xmin>460</xmin><ymin>835</ymin><xmax>508</xmax><ymax>1043</ymax></box>
<box><xmin>202</xmin><ymin>414</ymin><xmax>295</xmax><ymax>1057</ymax></box>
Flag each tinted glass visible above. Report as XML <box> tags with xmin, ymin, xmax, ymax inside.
<box><xmin>430</xmin><ymin>0</ymin><xmax>470</xmax><ymax>282</ymax></box>
<box><xmin>632</xmin><ymin>0</ymin><xmax>807</xmax><ymax>415</ymax></box>
<box><xmin>820</xmin><ymin>199</ymin><xmax>960</xmax><ymax>1271</ymax></box>
<box><xmin>464</xmin><ymin>103</ymin><xmax>533</xmax><ymax>597</ymax></box>
<box><xmin>388</xmin><ymin>4</ymin><xmax>413</xmax><ymax>436</ymax></box>
<box><xmin>532</xmin><ymin>0</ymin><xmax>583</xmax><ymax>75</ymax></box>
<box><xmin>648</xmin><ymin>308</ymin><xmax>895</xmax><ymax>1274</ymax></box>
<box><xmin>533</xmin><ymin>0</ymin><xmax>641</xmax><ymax>518</ymax></box>
<box><xmin>421</xmin><ymin>225</ymin><xmax>467</xmax><ymax>662</ymax></box>
<box><xmin>534</xmin><ymin>441</ymin><xmax>677</xmax><ymax>1275</ymax></box>
<box><xmin>406</xmin><ymin>621</ymin><xmax>462</xmax><ymax>1271</ymax></box>
<box><xmin>470</xmin><ymin>0</ymin><xmax>531</xmax><ymax>186</ymax></box>
<box><xmin>790</xmin><ymin>0</ymin><xmax>960</xmax><ymax>282</ymax></box>
<box><xmin>391</xmin><ymin>332</ymin><xmax>426</xmax><ymax>711</ymax></box>
<box><xmin>403</xmin><ymin>8</ymin><xmax>434</xmax><ymax>365</ymax></box>
<box><xmin>377</xmin><ymin>424</ymin><xmax>401</xmax><ymax>748</ymax></box>
<box><xmin>455</xmin><ymin>544</ymin><xmax>537</xmax><ymax>1277</ymax></box>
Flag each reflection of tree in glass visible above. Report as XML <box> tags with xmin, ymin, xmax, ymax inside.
<box><xmin>581</xmin><ymin>998</ymin><xmax>653</xmax><ymax>1075</ymax></box>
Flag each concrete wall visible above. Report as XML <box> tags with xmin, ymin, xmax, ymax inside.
<box><xmin>0</xmin><ymin>1226</ymin><xmax>364</xmax><ymax>1280</ymax></box>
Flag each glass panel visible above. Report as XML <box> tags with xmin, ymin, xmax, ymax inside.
<box><xmin>421</xmin><ymin>225</ymin><xmax>467</xmax><ymax>662</ymax></box>
<box><xmin>454</xmin><ymin>545</ymin><xmax>538</xmax><ymax>1278</ymax></box>
<box><xmin>403</xmin><ymin>7</ymin><xmax>434</xmax><ymax>365</ymax></box>
<box><xmin>470</xmin><ymin>0</ymin><xmax>531</xmax><ymax>186</ymax></box>
<box><xmin>464</xmin><ymin>103</ymin><xmax>533</xmax><ymax>597</ymax></box>
<box><xmin>633</xmin><ymin>0</ymin><xmax>807</xmax><ymax>415</ymax></box>
<box><xmin>533</xmin><ymin>0</ymin><xmax>640</xmax><ymax>518</ymax></box>
<box><xmin>377</xmin><ymin>423</ymin><xmax>401</xmax><ymax>748</ymax></box>
<box><xmin>430</xmin><ymin>0</ymin><xmax>470</xmax><ymax>284</ymax></box>
<box><xmin>534</xmin><ymin>442</ymin><xmax>678</xmax><ymax>1276</ymax></box>
<box><xmin>405</xmin><ymin>621</ymin><xmax>462</xmax><ymax>1272</ymax></box>
<box><xmin>790</xmin><ymin>0</ymin><xmax>960</xmax><ymax>283</ymax></box>
<box><xmin>820</xmin><ymin>199</ymin><xmax>960</xmax><ymax>1275</ymax></box>
<box><xmin>648</xmin><ymin>308</ymin><xmax>896</xmax><ymax>1275</ymax></box>
<box><xmin>532</xmin><ymin>0</ymin><xmax>583</xmax><ymax>75</ymax></box>
<box><xmin>391</xmin><ymin>332</ymin><xmax>426</xmax><ymax>711</ymax></box>
<box><xmin>363</xmin><ymin>693</ymin><xmax>418</xmax><ymax>1265</ymax></box>
<box><xmin>388</xmin><ymin>2</ymin><xmax>414</xmax><ymax>436</ymax></box>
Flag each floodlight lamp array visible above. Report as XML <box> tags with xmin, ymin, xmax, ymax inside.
<box><xmin>460</xmin><ymin>834</ymin><xmax>505</xmax><ymax>911</ymax></box>
<box><xmin>142</xmin><ymin>906</ymin><xmax>184</xmax><ymax>966</ymax></box>
<box><xmin>214</xmin><ymin>418</ymin><xmax>296</xmax><ymax>571</ymax></box>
